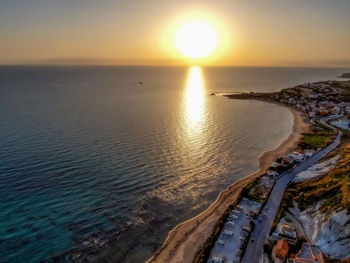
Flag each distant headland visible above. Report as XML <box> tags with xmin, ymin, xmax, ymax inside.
<box><xmin>339</xmin><ymin>72</ymin><xmax>350</xmax><ymax>78</ymax></box>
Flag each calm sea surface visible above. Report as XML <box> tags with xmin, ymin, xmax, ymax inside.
<box><xmin>0</xmin><ymin>66</ymin><xmax>347</xmax><ymax>262</ymax></box>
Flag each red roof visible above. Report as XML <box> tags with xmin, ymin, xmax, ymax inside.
<box><xmin>276</xmin><ymin>239</ymin><xmax>289</xmax><ymax>251</ymax></box>
<box><xmin>275</xmin><ymin>239</ymin><xmax>289</xmax><ymax>258</ymax></box>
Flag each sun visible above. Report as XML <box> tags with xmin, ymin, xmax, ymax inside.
<box><xmin>175</xmin><ymin>21</ymin><xmax>218</xmax><ymax>59</ymax></box>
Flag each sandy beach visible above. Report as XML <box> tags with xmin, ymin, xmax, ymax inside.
<box><xmin>147</xmin><ymin>101</ymin><xmax>310</xmax><ymax>263</ymax></box>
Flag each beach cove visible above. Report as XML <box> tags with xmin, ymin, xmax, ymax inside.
<box><xmin>147</xmin><ymin>101</ymin><xmax>309</xmax><ymax>263</ymax></box>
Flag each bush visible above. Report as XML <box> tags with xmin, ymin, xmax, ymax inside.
<box><xmin>301</xmin><ymin>134</ymin><xmax>330</xmax><ymax>149</ymax></box>
<box><xmin>263</xmin><ymin>240</ymin><xmax>276</xmax><ymax>255</ymax></box>
<box><xmin>289</xmin><ymin>236</ymin><xmax>307</xmax><ymax>255</ymax></box>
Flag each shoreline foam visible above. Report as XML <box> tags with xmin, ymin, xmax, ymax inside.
<box><xmin>147</xmin><ymin>100</ymin><xmax>310</xmax><ymax>263</ymax></box>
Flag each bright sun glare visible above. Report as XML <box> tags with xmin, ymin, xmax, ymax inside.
<box><xmin>175</xmin><ymin>21</ymin><xmax>218</xmax><ymax>59</ymax></box>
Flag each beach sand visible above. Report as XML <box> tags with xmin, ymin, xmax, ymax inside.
<box><xmin>147</xmin><ymin>102</ymin><xmax>310</xmax><ymax>263</ymax></box>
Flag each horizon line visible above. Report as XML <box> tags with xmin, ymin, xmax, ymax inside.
<box><xmin>0</xmin><ymin>64</ymin><xmax>349</xmax><ymax>69</ymax></box>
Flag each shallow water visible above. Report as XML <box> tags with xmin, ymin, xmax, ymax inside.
<box><xmin>0</xmin><ymin>66</ymin><xmax>346</xmax><ymax>262</ymax></box>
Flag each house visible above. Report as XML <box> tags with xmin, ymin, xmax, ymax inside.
<box><xmin>289</xmin><ymin>98</ymin><xmax>296</xmax><ymax>104</ymax></box>
<box><xmin>321</xmin><ymin>101</ymin><xmax>334</xmax><ymax>109</ymax></box>
<box><xmin>275</xmin><ymin>239</ymin><xmax>289</xmax><ymax>258</ymax></box>
<box><xmin>288</xmin><ymin>152</ymin><xmax>305</xmax><ymax>163</ymax></box>
<box><xmin>295</xmin><ymin>243</ymin><xmax>318</xmax><ymax>262</ymax></box>
<box><xmin>266</xmin><ymin>169</ymin><xmax>279</xmax><ymax>177</ymax></box>
<box><xmin>309</xmin><ymin>94</ymin><xmax>318</xmax><ymax>99</ymax></box>
<box><xmin>329</xmin><ymin>107</ymin><xmax>340</xmax><ymax>114</ymax></box>
<box><xmin>319</xmin><ymin>109</ymin><xmax>329</xmax><ymax>117</ymax></box>
<box><xmin>270</xmin><ymin>162</ymin><xmax>280</xmax><ymax>168</ymax></box>
<box><xmin>282</xmin><ymin>157</ymin><xmax>294</xmax><ymax>165</ymax></box>
<box><xmin>280</xmin><ymin>224</ymin><xmax>297</xmax><ymax>240</ymax></box>
<box><xmin>304</xmin><ymin>149</ymin><xmax>315</xmax><ymax>158</ymax></box>
<box><xmin>345</xmin><ymin>106</ymin><xmax>350</xmax><ymax>115</ymax></box>
<box><xmin>309</xmin><ymin>112</ymin><xmax>316</xmax><ymax>118</ymax></box>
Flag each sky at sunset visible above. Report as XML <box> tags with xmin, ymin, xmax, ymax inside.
<box><xmin>1</xmin><ymin>0</ymin><xmax>349</xmax><ymax>66</ymax></box>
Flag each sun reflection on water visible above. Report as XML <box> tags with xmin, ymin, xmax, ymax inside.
<box><xmin>184</xmin><ymin>66</ymin><xmax>206</xmax><ymax>131</ymax></box>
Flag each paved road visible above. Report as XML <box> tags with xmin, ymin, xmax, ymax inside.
<box><xmin>241</xmin><ymin>118</ymin><xmax>343</xmax><ymax>263</ymax></box>
<box><xmin>320</xmin><ymin>114</ymin><xmax>343</xmax><ymax>130</ymax></box>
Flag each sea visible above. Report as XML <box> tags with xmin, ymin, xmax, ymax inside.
<box><xmin>0</xmin><ymin>66</ymin><xmax>347</xmax><ymax>262</ymax></box>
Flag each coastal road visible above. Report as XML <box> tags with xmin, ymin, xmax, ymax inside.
<box><xmin>320</xmin><ymin>114</ymin><xmax>343</xmax><ymax>130</ymax></box>
<box><xmin>241</xmin><ymin>123</ymin><xmax>343</xmax><ymax>263</ymax></box>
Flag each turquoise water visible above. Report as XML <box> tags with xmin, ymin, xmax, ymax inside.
<box><xmin>0</xmin><ymin>66</ymin><xmax>347</xmax><ymax>262</ymax></box>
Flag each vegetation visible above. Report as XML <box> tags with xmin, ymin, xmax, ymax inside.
<box><xmin>288</xmin><ymin>236</ymin><xmax>307</xmax><ymax>255</ymax></box>
<box><xmin>245</xmin><ymin>176</ymin><xmax>274</xmax><ymax>203</ymax></box>
<box><xmin>270</xmin><ymin>162</ymin><xmax>294</xmax><ymax>174</ymax></box>
<box><xmin>241</xmin><ymin>181</ymin><xmax>256</xmax><ymax>196</ymax></box>
<box><xmin>302</xmin><ymin>134</ymin><xmax>331</xmax><ymax>148</ymax></box>
<box><xmin>263</xmin><ymin>240</ymin><xmax>276</xmax><ymax>256</ymax></box>
<box><xmin>271</xmin><ymin>142</ymin><xmax>350</xmax><ymax>235</ymax></box>
<box><xmin>248</xmin><ymin>186</ymin><xmax>265</xmax><ymax>203</ymax></box>
<box><xmin>298</xmin><ymin>124</ymin><xmax>336</xmax><ymax>150</ymax></box>
<box><xmin>323</xmin><ymin>255</ymin><xmax>342</xmax><ymax>263</ymax></box>
<box><xmin>197</xmin><ymin>81</ymin><xmax>350</xmax><ymax>261</ymax></box>
<box><xmin>271</xmin><ymin>207</ymin><xmax>286</xmax><ymax>233</ymax></box>
<box><xmin>280</xmin><ymin>143</ymin><xmax>350</xmax><ymax>218</ymax></box>
<box><xmin>340</xmin><ymin>126</ymin><xmax>350</xmax><ymax>141</ymax></box>
<box><xmin>294</xmin><ymin>143</ymin><xmax>349</xmax><ymax>213</ymax></box>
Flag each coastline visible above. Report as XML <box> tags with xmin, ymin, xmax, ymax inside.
<box><xmin>147</xmin><ymin>100</ymin><xmax>310</xmax><ymax>263</ymax></box>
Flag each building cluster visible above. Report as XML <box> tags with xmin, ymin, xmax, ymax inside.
<box><xmin>273</xmin><ymin>81</ymin><xmax>350</xmax><ymax>120</ymax></box>
<box><xmin>263</xmin><ymin>81</ymin><xmax>350</xmax><ymax>263</ymax></box>
<box><xmin>208</xmin><ymin>139</ymin><xmax>319</xmax><ymax>263</ymax></box>
<box><xmin>267</xmin><ymin>149</ymin><xmax>315</xmax><ymax>178</ymax></box>
<box><xmin>271</xmin><ymin>222</ymin><xmax>323</xmax><ymax>263</ymax></box>
<box><xmin>274</xmin><ymin>239</ymin><xmax>322</xmax><ymax>263</ymax></box>
<box><xmin>209</xmin><ymin>81</ymin><xmax>350</xmax><ymax>263</ymax></box>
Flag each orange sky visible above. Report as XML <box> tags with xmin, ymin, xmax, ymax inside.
<box><xmin>1</xmin><ymin>0</ymin><xmax>349</xmax><ymax>67</ymax></box>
